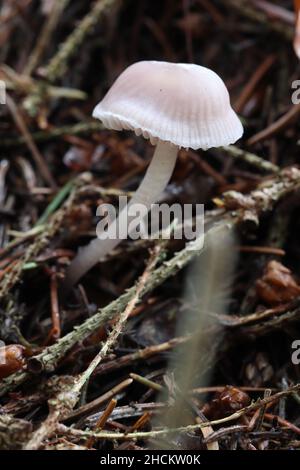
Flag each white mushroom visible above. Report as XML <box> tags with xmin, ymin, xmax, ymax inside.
<box><xmin>64</xmin><ymin>61</ymin><xmax>243</xmax><ymax>291</ymax></box>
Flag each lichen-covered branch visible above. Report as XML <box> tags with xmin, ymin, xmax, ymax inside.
<box><xmin>221</xmin><ymin>145</ymin><xmax>279</xmax><ymax>173</ymax></box>
<box><xmin>44</xmin><ymin>0</ymin><xmax>121</xmax><ymax>82</ymax></box>
<box><xmin>1</xmin><ymin>167</ymin><xmax>300</xmax><ymax>397</ymax></box>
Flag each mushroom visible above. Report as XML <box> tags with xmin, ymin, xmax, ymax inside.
<box><xmin>64</xmin><ymin>61</ymin><xmax>243</xmax><ymax>291</ymax></box>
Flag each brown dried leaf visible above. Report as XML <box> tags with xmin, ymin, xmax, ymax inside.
<box><xmin>256</xmin><ymin>260</ymin><xmax>300</xmax><ymax>306</ymax></box>
<box><xmin>0</xmin><ymin>345</ymin><xmax>27</xmax><ymax>379</ymax></box>
<box><xmin>202</xmin><ymin>386</ymin><xmax>250</xmax><ymax>420</ymax></box>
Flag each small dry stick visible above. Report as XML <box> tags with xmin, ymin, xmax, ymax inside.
<box><xmin>94</xmin><ymin>336</ymin><xmax>187</xmax><ymax>376</ymax></box>
<box><xmin>234</xmin><ymin>54</ymin><xmax>276</xmax><ymax>113</ymax></box>
<box><xmin>221</xmin><ymin>145</ymin><xmax>279</xmax><ymax>173</ymax></box>
<box><xmin>65</xmin><ymin>378</ymin><xmax>133</xmax><ymax>421</ymax></box>
<box><xmin>126</xmin><ymin>412</ymin><xmax>151</xmax><ymax>434</ymax></box>
<box><xmin>130</xmin><ymin>373</ymin><xmax>163</xmax><ymax>392</ymax></box>
<box><xmin>6</xmin><ymin>94</ymin><xmax>56</xmax><ymax>188</ymax></box>
<box><xmin>74</xmin><ymin>244</ymin><xmax>165</xmax><ymax>393</ymax></box>
<box><xmin>212</xmin><ymin>302</ymin><xmax>294</xmax><ymax>328</ymax></box>
<box><xmin>0</xmin><ymin>160</ymin><xmax>9</xmax><ymax>203</ymax></box>
<box><xmin>254</xmin><ymin>389</ymin><xmax>272</xmax><ymax>431</ymax></box>
<box><xmin>203</xmin><ymin>424</ymin><xmax>248</xmax><ymax>444</ymax></box>
<box><xmin>264</xmin><ymin>413</ymin><xmax>300</xmax><ymax>435</ymax></box>
<box><xmin>248</xmin><ymin>103</ymin><xmax>300</xmax><ymax>146</ymax></box>
<box><xmin>86</xmin><ymin>398</ymin><xmax>117</xmax><ymax>448</ymax></box>
<box><xmin>48</xmin><ymin>272</ymin><xmax>61</xmax><ymax>341</ymax></box>
<box><xmin>196</xmin><ymin>412</ymin><xmax>219</xmax><ymax>451</ymax></box>
<box><xmin>24</xmin><ymin>0</ymin><xmax>71</xmax><ymax>76</ymax></box>
<box><xmin>238</xmin><ymin>245</ymin><xmax>285</xmax><ymax>256</ymax></box>
<box><xmin>84</xmin><ymin>402</ymin><xmax>165</xmax><ymax>425</ymax></box>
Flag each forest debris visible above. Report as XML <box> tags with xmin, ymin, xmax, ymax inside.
<box><xmin>256</xmin><ymin>260</ymin><xmax>300</xmax><ymax>306</ymax></box>
<box><xmin>223</xmin><ymin>167</ymin><xmax>300</xmax><ymax>212</ymax></box>
<box><xmin>1</xmin><ymin>64</ymin><xmax>87</xmax><ymax>120</ymax></box>
<box><xmin>0</xmin><ymin>173</ymin><xmax>88</xmax><ymax>301</ymax></box>
<box><xmin>247</xmin><ymin>104</ymin><xmax>300</xmax><ymax>146</ymax></box>
<box><xmin>241</xmin><ymin>307</ymin><xmax>300</xmax><ymax>336</ymax></box>
<box><xmin>84</xmin><ymin>402</ymin><xmax>165</xmax><ymax>426</ymax></box>
<box><xmin>23</xmin><ymin>0</ymin><xmax>71</xmax><ymax>76</ymax></box>
<box><xmin>234</xmin><ymin>54</ymin><xmax>276</xmax><ymax>114</ymax></box>
<box><xmin>1</xmin><ymin>122</ymin><xmax>104</xmax><ymax>146</ymax></box>
<box><xmin>56</xmin><ymin>382</ymin><xmax>300</xmax><ymax>442</ymax></box>
<box><xmin>195</xmin><ymin>411</ymin><xmax>219</xmax><ymax>450</ymax></box>
<box><xmin>94</xmin><ymin>336</ymin><xmax>187</xmax><ymax>376</ymax></box>
<box><xmin>130</xmin><ymin>373</ymin><xmax>163</xmax><ymax>392</ymax></box>
<box><xmin>65</xmin><ymin>378</ymin><xmax>133</xmax><ymax>422</ymax></box>
<box><xmin>1</xmin><ymin>64</ymin><xmax>87</xmax><ymax>101</ymax></box>
<box><xmin>86</xmin><ymin>398</ymin><xmax>117</xmax><ymax>448</ymax></box>
<box><xmin>43</xmin><ymin>0</ymin><xmax>121</xmax><ymax>82</ymax></box>
<box><xmin>223</xmin><ymin>0</ymin><xmax>294</xmax><ymax>40</ymax></box>
<box><xmin>213</xmin><ymin>302</ymin><xmax>295</xmax><ymax>328</ymax></box>
<box><xmin>253</xmin><ymin>389</ymin><xmax>272</xmax><ymax>431</ymax></box>
<box><xmin>35</xmin><ymin>179</ymin><xmax>75</xmax><ymax>226</ymax></box>
<box><xmin>0</xmin><ymin>344</ymin><xmax>27</xmax><ymax>379</ymax></box>
<box><xmin>0</xmin><ymin>415</ymin><xmax>32</xmax><ymax>450</ymax></box>
<box><xmin>238</xmin><ymin>245</ymin><xmax>285</xmax><ymax>256</ymax></box>
<box><xmin>2</xmin><ymin>165</ymin><xmax>300</xmax><ymax>397</ymax></box>
<box><xmin>264</xmin><ymin>413</ymin><xmax>300</xmax><ymax>436</ymax></box>
<box><xmin>244</xmin><ymin>353</ymin><xmax>273</xmax><ymax>387</ymax></box>
<box><xmin>48</xmin><ymin>270</ymin><xmax>61</xmax><ymax>341</ymax></box>
<box><xmin>253</xmin><ymin>1</ymin><xmax>295</xmax><ymax>25</ymax></box>
<box><xmin>202</xmin><ymin>424</ymin><xmax>248</xmax><ymax>444</ymax></box>
<box><xmin>23</xmin><ymin>375</ymin><xmax>81</xmax><ymax>450</ymax></box>
<box><xmin>202</xmin><ymin>386</ymin><xmax>251</xmax><ymax>420</ymax></box>
<box><xmin>23</xmin><ymin>246</ymin><xmax>163</xmax><ymax>448</ymax></box>
<box><xmin>1</xmin><ymin>0</ymin><xmax>300</xmax><ymax>452</ymax></box>
<box><xmin>6</xmin><ymin>94</ymin><xmax>56</xmax><ymax>188</ymax></box>
<box><xmin>220</xmin><ymin>146</ymin><xmax>279</xmax><ymax>173</ymax></box>
<box><xmin>0</xmin><ymin>160</ymin><xmax>9</xmax><ymax>204</ymax></box>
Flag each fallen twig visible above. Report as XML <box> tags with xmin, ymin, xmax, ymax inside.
<box><xmin>24</xmin><ymin>0</ymin><xmax>71</xmax><ymax>76</ymax></box>
<box><xmin>6</xmin><ymin>94</ymin><xmax>56</xmax><ymax>188</ymax></box>
<box><xmin>1</xmin><ymin>122</ymin><xmax>103</xmax><ymax>146</ymax></box>
<box><xmin>56</xmin><ymin>383</ymin><xmax>300</xmax><ymax>441</ymax></box>
<box><xmin>221</xmin><ymin>146</ymin><xmax>279</xmax><ymax>173</ymax></box>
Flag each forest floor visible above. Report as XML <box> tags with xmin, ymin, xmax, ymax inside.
<box><xmin>1</xmin><ymin>0</ymin><xmax>300</xmax><ymax>451</ymax></box>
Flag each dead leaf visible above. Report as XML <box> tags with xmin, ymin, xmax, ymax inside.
<box><xmin>256</xmin><ymin>260</ymin><xmax>300</xmax><ymax>306</ymax></box>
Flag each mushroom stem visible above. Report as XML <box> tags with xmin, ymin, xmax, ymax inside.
<box><xmin>64</xmin><ymin>141</ymin><xmax>178</xmax><ymax>292</ymax></box>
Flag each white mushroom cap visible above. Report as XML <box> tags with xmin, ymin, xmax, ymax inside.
<box><xmin>93</xmin><ymin>61</ymin><xmax>243</xmax><ymax>150</ymax></box>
